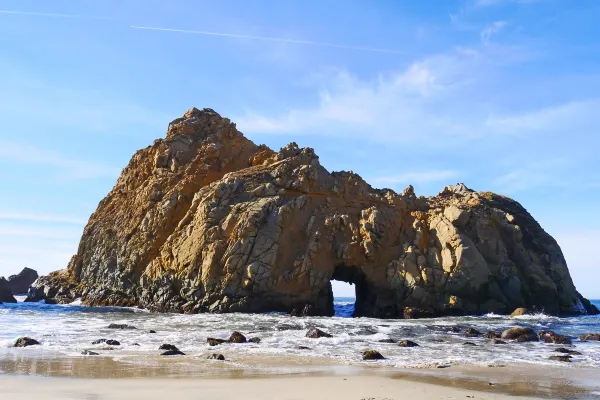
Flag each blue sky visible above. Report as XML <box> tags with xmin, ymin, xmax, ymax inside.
<box><xmin>0</xmin><ymin>0</ymin><xmax>599</xmax><ymax>298</ymax></box>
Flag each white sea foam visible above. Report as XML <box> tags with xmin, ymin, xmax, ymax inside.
<box><xmin>1</xmin><ymin>300</ymin><xmax>599</xmax><ymax>369</ymax></box>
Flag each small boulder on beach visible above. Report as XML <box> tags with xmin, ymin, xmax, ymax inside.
<box><xmin>248</xmin><ymin>337</ymin><xmax>261</xmax><ymax>344</ymax></box>
<box><xmin>580</xmin><ymin>333</ymin><xmax>600</xmax><ymax>341</ymax></box>
<box><xmin>107</xmin><ymin>323</ymin><xmax>137</xmax><ymax>330</ymax></box>
<box><xmin>501</xmin><ymin>327</ymin><xmax>538</xmax><ymax>342</ymax></box>
<box><xmin>378</xmin><ymin>339</ymin><xmax>396</xmax><ymax>344</ymax></box>
<box><xmin>14</xmin><ymin>337</ymin><xmax>40</xmax><ymax>347</ymax></box>
<box><xmin>490</xmin><ymin>339</ymin><xmax>507</xmax><ymax>345</ymax></box>
<box><xmin>161</xmin><ymin>349</ymin><xmax>185</xmax><ymax>356</ymax></box>
<box><xmin>159</xmin><ymin>344</ymin><xmax>179</xmax><ymax>352</ymax></box>
<box><xmin>555</xmin><ymin>348</ymin><xmax>581</xmax><ymax>355</ymax></box>
<box><xmin>306</xmin><ymin>328</ymin><xmax>332</xmax><ymax>338</ymax></box>
<box><xmin>463</xmin><ymin>342</ymin><xmax>477</xmax><ymax>346</ymax></box>
<box><xmin>207</xmin><ymin>338</ymin><xmax>227</xmax><ymax>346</ymax></box>
<box><xmin>538</xmin><ymin>330</ymin><xmax>572</xmax><ymax>345</ymax></box>
<box><xmin>510</xmin><ymin>307</ymin><xmax>532</xmax><ymax>317</ymax></box>
<box><xmin>207</xmin><ymin>353</ymin><xmax>225</xmax><ymax>360</ymax></box>
<box><xmin>105</xmin><ymin>340</ymin><xmax>120</xmax><ymax>346</ymax></box>
<box><xmin>81</xmin><ymin>350</ymin><xmax>99</xmax><ymax>356</ymax></box>
<box><xmin>228</xmin><ymin>331</ymin><xmax>247</xmax><ymax>343</ymax></box>
<box><xmin>362</xmin><ymin>350</ymin><xmax>385</xmax><ymax>360</ymax></box>
<box><xmin>398</xmin><ymin>340</ymin><xmax>419</xmax><ymax>347</ymax></box>
<box><xmin>464</xmin><ymin>328</ymin><xmax>482</xmax><ymax>337</ymax></box>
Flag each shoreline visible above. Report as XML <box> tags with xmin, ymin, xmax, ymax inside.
<box><xmin>1</xmin><ymin>352</ymin><xmax>600</xmax><ymax>399</ymax></box>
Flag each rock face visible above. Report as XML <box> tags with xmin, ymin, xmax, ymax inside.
<box><xmin>7</xmin><ymin>267</ymin><xmax>38</xmax><ymax>294</ymax></box>
<box><xmin>0</xmin><ymin>277</ymin><xmax>17</xmax><ymax>303</ymax></box>
<box><xmin>27</xmin><ymin>108</ymin><xmax>599</xmax><ymax>318</ymax></box>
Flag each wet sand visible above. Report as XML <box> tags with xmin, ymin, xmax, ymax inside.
<box><xmin>1</xmin><ymin>351</ymin><xmax>600</xmax><ymax>399</ymax></box>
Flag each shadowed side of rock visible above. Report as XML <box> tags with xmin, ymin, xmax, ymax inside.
<box><xmin>8</xmin><ymin>267</ymin><xmax>38</xmax><ymax>294</ymax></box>
<box><xmin>26</xmin><ymin>108</ymin><xmax>599</xmax><ymax>318</ymax></box>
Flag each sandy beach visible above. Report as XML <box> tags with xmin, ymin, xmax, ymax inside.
<box><xmin>1</xmin><ymin>351</ymin><xmax>600</xmax><ymax>399</ymax></box>
<box><xmin>0</xmin><ymin>374</ymin><xmax>554</xmax><ymax>400</ymax></box>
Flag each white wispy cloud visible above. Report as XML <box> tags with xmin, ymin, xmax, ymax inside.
<box><xmin>236</xmin><ymin>50</ymin><xmax>485</xmax><ymax>141</ymax></box>
<box><xmin>373</xmin><ymin>170</ymin><xmax>460</xmax><ymax>185</ymax></box>
<box><xmin>485</xmin><ymin>99</ymin><xmax>600</xmax><ymax>135</ymax></box>
<box><xmin>0</xmin><ymin>212</ymin><xmax>86</xmax><ymax>225</ymax></box>
<box><xmin>0</xmin><ymin>9</ymin><xmax>111</xmax><ymax>19</ymax></box>
<box><xmin>493</xmin><ymin>159</ymin><xmax>569</xmax><ymax>193</ymax></box>
<box><xmin>480</xmin><ymin>21</ymin><xmax>507</xmax><ymax>46</ymax></box>
<box><xmin>0</xmin><ymin>141</ymin><xmax>120</xmax><ymax>179</ymax></box>
<box><xmin>130</xmin><ymin>26</ymin><xmax>409</xmax><ymax>55</ymax></box>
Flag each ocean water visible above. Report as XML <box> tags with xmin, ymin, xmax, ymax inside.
<box><xmin>1</xmin><ymin>296</ymin><xmax>599</xmax><ymax>370</ymax></box>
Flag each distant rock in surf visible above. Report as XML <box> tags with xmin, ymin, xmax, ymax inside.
<box><xmin>0</xmin><ymin>277</ymin><xmax>17</xmax><ymax>304</ymax></box>
<box><xmin>27</xmin><ymin>108</ymin><xmax>600</xmax><ymax>318</ymax></box>
<box><xmin>7</xmin><ymin>267</ymin><xmax>38</xmax><ymax>295</ymax></box>
<box><xmin>14</xmin><ymin>337</ymin><xmax>40</xmax><ymax>347</ymax></box>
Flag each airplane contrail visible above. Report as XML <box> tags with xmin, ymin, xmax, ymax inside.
<box><xmin>0</xmin><ymin>9</ymin><xmax>112</xmax><ymax>20</ymax></box>
<box><xmin>130</xmin><ymin>25</ymin><xmax>407</xmax><ymax>55</ymax></box>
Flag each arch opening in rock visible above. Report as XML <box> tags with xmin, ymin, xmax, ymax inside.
<box><xmin>329</xmin><ymin>264</ymin><xmax>372</xmax><ymax>317</ymax></box>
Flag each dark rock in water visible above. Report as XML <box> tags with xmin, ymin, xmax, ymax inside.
<box><xmin>14</xmin><ymin>337</ymin><xmax>40</xmax><ymax>347</ymax></box>
<box><xmin>538</xmin><ymin>330</ymin><xmax>572</xmax><ymax>344</ymax></box>
<box><xmin>484</xmin><ymin>331</ymin><xmax>502</xmax><ymax>339</ymax></box>
<box><xmin>501</xmin><ymin>327</ymin><xmax>538</xmax><ymax>342</ymax></box>
<box><xmin>510</xmin><ymin>307</ymin><xmax>532</xmax><ymax>317</ymax></box>
<box><xmin>490</xmin><ymin>339</ymin><xmax>507</xmax><ymax>345</ymax></box>
<box><xmin>378</xmin><ymin>339</ymin><xmax>396</xmax><ymax>344</ymax></box>
<box><xmin>549</xmin><ymin>355</ymin><xmax>572</xmax><ymax>362</ymax></box>
<box><xmin>44</xmin><ymin>298</ymin><xmax>57</xmax><ymax>304</ymax></box>
<box><xmin>0</xmin><ymin>278</ymin><xmax>17</xmax><ymax>303</ymax></box>
<box><xmin>276</xmin><ymin>324</ymin><xmax>303</xmax><ymax>331</ymax></box>
<box><xmin>81</xmin><ymin>350</ymin><xmax>99</xmax><ymax>355</ymax></box>
<box><xmin>107</xmin><ymin>323</ymin><xmax>137</xmax><ymax>330</ymax></box>
<box><xmin>580</xmin><ymin>333</ymin><xmax>600</xmax><ymax>341</ymax></box>
<box><xmin>92</xmin><ymin>339</ymin><xmax>107</xmax><ymax>344</ymax></box>
<box><xmin>362</xmin><ymin>350</ymin><xmax>385</xmax><ymax>360</ymax></box>
<box><xmin>555</xmin><ymin>348</ymin><xmax>581</xmax><ymax>355</ymax></box>
<box><xmin>463</xmin><ymin>342</ymin><xmax>477</xmax><ymax>346</ymax></box>
<box><xmin>464</xmin><ymin>328</ymin><xmax>482</xmax><ymax>337</ymax></box>
<box><xmin>248</xmin><ymin>337</ymin><xmax>261</xmax><ymax>344</ymax></box>
<box><xmin>297</xmin><ymin>346</ymin><xmax>311</xmax><ymax>350</ymax></box>
<box><xmin>27</xmin><ymin>108</ymin><xmax>597</xmax><ymax>318</ymax></box>
<box><xmin>403</xmin><ymin>307</ymin><xmax>433</xmax><ymax>319</ymax></box>
<box><xmin>448</xmin><ymin>326</ymin><xmax>462</xmax><ymax>333</ymax></box>
<box><xmin>398</xmin><ymin>340</ymin><xmax>419</xmax><ymax>347</ymax></box>
<box><xmin>207</xmin><ymin>353</ymin><xmax>225</xmax><ymax>360</ymax></box>
<box><xmin>161</xmin><ymin>349</ymin><xmax>185</xmax><ymax>356</ymax></box>
<box><xmin>290</xmin><ymin>308</ymin><xmax>298</xmax><ymax>317</ymax></box>
<box><xmin>7</xmin><ymin>267</ymin><xmax>38</xmax><ymax>295</ymax></box>
<box><xmin>228</xmin><ymin>331</ymin><xmax>247</xmax><ymax>343</ymax></box>
<box><xmin>105</xmin><ymin>340</ymin><xmax>120</xmax><ymax>346</ymax></box>
<box><xmin>159</xmin><ymin>344</ymin><xmax>179</xmax><ymax>352</ymax></box>
<box><xmin>149</xmin><ymin>330</ymin><xmax>157</xmax><ymax>334</ymax></box>
<box><xmin>131</xmin><ymin>343</ymin><xmax>140</xmax><ymax>346</ymax></box>
<box><xmin>207</xmin><ymin>338</ymin><xmax>227</xmax><ymax>346</ymax></box>
<box><xmin>306</xmin><ymin>328</ymin><xmax>332</xmax><ymax>338</ymax></box>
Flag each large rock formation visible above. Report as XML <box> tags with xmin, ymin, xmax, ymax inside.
<box><xmin>0</xmin><ymin>277</ymin><xmax>17</xmax><ymax>303</ymax></box>
<box><xmin>8</xmin><ymin>267</ymin><xmax>38</xmax><ymax>294</ymax></box>
<box><xmin>28</xmin><ymin>108</ymin><xmax>598</xmax><ymax>317</ymax></box>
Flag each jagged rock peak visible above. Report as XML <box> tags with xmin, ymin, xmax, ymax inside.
<box><xmin>27</xmin><ymin>108</ymin><xmax>598</xmax><ymax>318</ymax></box>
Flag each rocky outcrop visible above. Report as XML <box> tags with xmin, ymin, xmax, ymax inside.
<box><xmin>28</xmin><ymin>108</ymin><xmax>599</xmax><ymax>318</ymax></box>
<box><xmin>0</xmin><ymin>277</ymin><xmax>17</xmax><ymax>303</ymax></box>
<box><xmin>7</xmin><ymin>267</ymin><xmax>38</xmax><ymax>294</ymax></box>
